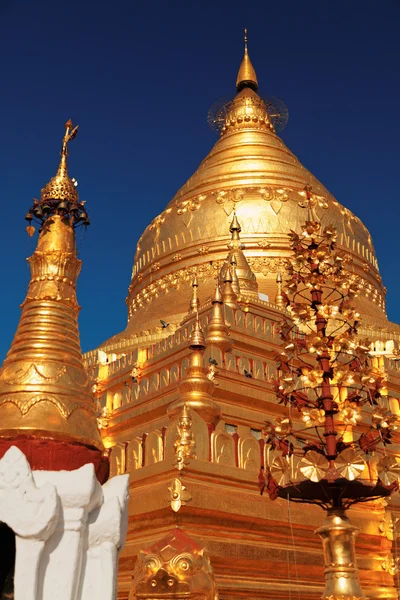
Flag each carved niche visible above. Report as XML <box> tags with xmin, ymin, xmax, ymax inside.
<box><xmin>126</xmin><ymin>437</ymin><xmax>143</xmax><ymax>471</ymax></box>
<box><xmin>211</xmin><ymin>431</ymin><xmax>236</xmax><ymax>467</ymax></box>
<box><xmin>238</xmin><ymin>436</ymin><xmax>261</xmax><ymax>472</ymax></box>
<box><xmin>144</xmin><ymin>431</ymin><xmax>163</xmax><ymax>465</ymax></box>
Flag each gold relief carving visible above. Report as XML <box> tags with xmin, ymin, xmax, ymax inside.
<box><xmin>0</xmin><ymin>393</ymin><xmax>96</xmax><ymax>419</ymax></box>
<box><xmin>381</xmin><ymin>555</ymin><xmax>399</xmax><ymax>576</ymax></box>
<box><xmin>130</xmin><ymin>528</ymin><xmax>218</xmax><ymax>600</ymax></box>
<box><xmin>170</xmin><ymin>365</ymin><xmax>180</xmax><ymax>383</ymax></box>
<box><xmin>211</xmin><ymin>431</ymin><xmax>236</xmax><ymax>467</ymax></box>
<box><xmin>247</xmin><ymin>256</ymin><xmax>288</xmax><ymax>275</ymax></box>
<box><xmin>257</xmin><ymin>239</ymin><xmax>271</xmax><ymax>249</ymax></box>
<box><xmin>224</xmin><ymin>353</ymin><xmax>237</xmax><ymax>372</ymax></box>
<box><xmin>197</xmin><ymin>246</ymin><xmax>210</xmax><ymax>255</ymax></box>
<box><xmin>168</xmin><ymin>477</ymin><xmax>191</xmax><ymax>512</ymax></box>
<box><xmin>110</xmin><ymin>444</ymin><xmax>126</xmax><ymax>477</ymax></box>
<box><xmin>239</xmin><ymin>436</ymin><xmax>260</xmax><ymax>471</ymax></box>
<box><xmin>149</xmin><ymin>373</ymin><xmax>160</xmax><ymax>393</ymax></box>
<box><xmin>172</xmin><ymin>253</ymin><xmax>182</xmax><ymax>262</ymax></box>
<box><xmin>127</xmin><ymin>437</ymin><xmax>143</xmax><ymax>471</ymax></box>
<box><xmin>150</xmin><ymin>262</ymin><xmax>160</xmax><ymax>272</ymax></box>
<box><xmin>214</xmin><ymin>188</ymin><xmax>245</xmax><ymax>210</ymax></box>
<box><xmin>160</xmin><ymin>368</ymin><xmax>170</xmax><ymax>387</ymax></box>
<box><xmin>238</xmin><ymin>356</ymin><xmax>251</xmax><ymax>375</ymax></box>
<box><xmin>258</xmin><ymin>187</ymin><xmax>289</xmax><ymax>214</ymax></box>
<box><xmin>122</xmin><ymin>385</ymin><xmax>131</xmax><ymax>405</ymax></box>
<box><xmin>254</xmin><ymin>316</ymin><xmax>263</xmax><ymax>333</ymax></box>
<box><xmin>129</xmin><ymin>262</ymin><xmax>223</xmax><ymax>313</ymax></box>
<box><xmin>379</xmin><ymin>512</ymin><xmax>400</xmax><ymax>541</ymax></box>
<box><xmin>145</xmin><ymin>430</ymin><xmax>163</xmax><ymax>465</ymax></box>
<box><xmin>245</xmin><ymin>313</ymin><xmax>254</xmax><ymax>330</ymax></box>
<box><xmin>139</xmin><ymin>378</ymin><xmax>149</xmax><ymax>396</ymax></box>
<box><xmin>235</xmin><ymin>310</ymin><xmax>245</xmax><ymax>327</ymax></box>
<box><xmin>165</xmin><ymin>411</ymin><xmax>209</xmax><ymax>462</ymax></box>
<box><xmin>173</xmin><ymin>405</ymin><xmax>196</xmax><ymax>471</ymax></box>
<box><xmin>253</xmin><ymin>360</ymin><xmax>264</xmax><ymax>380</ymax></box>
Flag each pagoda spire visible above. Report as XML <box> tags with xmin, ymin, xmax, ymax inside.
<box><xmin>222</xmin><ymin>267</ymin><xmax>238</xmax><ymax>308</ymax></box>
<box><xmin>236</xmin><ymin>28</ymin><xmax>258</xmax><ymax>93</ymax></box>
<box><xmin>219</xmin><ymin>212</ymin><xmax>258</xmax><ymax>296</ymax></box>
<box><xmin>206</xmin><ymin>282</ymin><xmax>232</xmax><ymax>352</ymax></box>
<box><xmin>188</xmin><ymin>275</ymin><xmax>200</xmax><ymax>313</ymax></box>
<box><xmin>168</xmin><ymin>313</ymin><xmax>221</xmax><ymax>425</ymax></box>
<box><xmin>0</xmin><ymin>121</ymin><xmax>103</xmax><ymax>467</ymax></box>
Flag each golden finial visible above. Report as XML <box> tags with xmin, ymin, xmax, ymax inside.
<box><xmin>206</xmin><ymin>282</ymin><xmax>233</xmax><ymax>352</ymax></box>
<box><xmin>168</xmin><ymin>312</ymin><xmax>221</xmax><ymax>425</ymax></box>
<box><xmin>236</xmin><ymin>28</ymin><xmax>258</xmax><ymax>92</ymax></box>
<box><xmin>222</xmin><ymin>267</ymin><xmax>238</xmax><ymax>308</ymax></box>
<box><xmin>223</xmin><ymin>212</ymin><xmax>258</xmax><ymax>296</ymax></box>
<box><xmin>230</xmin><ymin>255</ymin><xmax>241</xmax><ymax>296</ymax></box>
<box><xmin>40</xmin><ymin>120</ymin><xmax>79</xmax><ymax>205</ymax></box>
<box><xmin>0</xmin><ymin>123</ymin><xmax>102</xmax><ymax>454</ymax></box>
<box><xmin>189</xmin><ymin>276</ymin><xmax>200</xmax><ymax>313</ymax></box>
<box><xmin>275</xmin><ymin>272</ymin><xmax>285</xmax><ymax>308</ymax></box>
<box><xmin>189</xmin><ymin>312</ymin><xmax>206</xmax><ymax>351</ymax></box>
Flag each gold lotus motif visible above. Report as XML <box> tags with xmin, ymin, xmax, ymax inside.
<box><xmin>335</xmin><ymin>449</ymin><xmax>366</xmax><ymax>481</ymax></box>
<box><xmin>298</xmin><ymin>451</ymin><xmax>329</xmax><ymax>483</ymax></box>
<box><xmin>377</xmin><ymin>455</ymin><xmax>400</xmax><ymax>486</ymax></box>
<box><xmin>270</xmin><ymin>455</ymin><xmax>291</xmax><ymax>486</ymax></box>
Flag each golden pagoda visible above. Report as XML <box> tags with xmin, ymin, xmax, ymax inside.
<box><xmin>0</xmin><ymin>121</ymin><xmax>105</xmax><ymax>478</ymax></box>
<box><xmin>83</xmin><ymin>32</ymin><xmax>400</xmax><ymax>600</ymax></box>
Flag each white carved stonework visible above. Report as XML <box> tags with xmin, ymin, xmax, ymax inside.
<box><xmin>0</xmin><ymin>446</ymin><xmax>129</xmax><ymax>600</ymax></box>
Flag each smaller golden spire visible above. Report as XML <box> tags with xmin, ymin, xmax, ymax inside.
<box><xmin>222</xmin><ymin>267</ymin><xmax>238</xmax><ymax>308</ymax></box>
<box><xmin>206</xmin><ymin>282</ymin><xmax>233</xmax><ymax>352</ymax></box>
<box><xmin>168</xmin><ymin>314</ymin><xmax>221</xmax><ymax>425</ymax></box>
<box><xmin>275</xmin><ymin>272</ymin><xmax>286</xmax><ymax>308</ymax></box>
<box><xmin>230</xmin><ymin>255</ymin><xmax>241</xmax><ymax>297</ymax></box>
<box><xmin>189</xmin><ymin>312</ymin><xmax>206</xmax><ymax>350</ymax></box>
<box><xmin>0</xmin><ymin>121</ymin><xmax>101</xmax><ymax>452</ymax></box>
<box><xmin>226</xmin><ymin>212</ymin><xmax>258</xmax><ymax>295</ymax></box>
<box><xmin>236</xmin><ymin>28</ymin><xmax>258</xmax><ymax>93</ymax></box>
<box><xmin>188</xmin><ymin>276</ymin><xmax>200</xmax><ymax>313</ymax></box>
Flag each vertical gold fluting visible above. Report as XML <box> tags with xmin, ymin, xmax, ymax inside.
<box><xmin>0</xmin><ymin>122</ymin><xmax>102</xmax><ymax>450</ymax></box>
<box><xmin>316</xmin><ymin>509</ymin><xmax>365</xmax><ymax>600</ymax></box>
<box><xmin>206</xmin><ymin>283</ymin><xmax>232</xmax><ymax>352</ymax></box>
<box><xmin>168</xmin><ymin>314</ymin><xmax>220</xmax><ymax>425</ymax></box>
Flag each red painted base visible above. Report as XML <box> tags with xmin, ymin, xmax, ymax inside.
<box><xmin>0</xmin><ymin>436</ymin><xmax>109</xmax><ymax>484</ymax></box>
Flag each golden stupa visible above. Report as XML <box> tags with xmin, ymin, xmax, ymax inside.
<box><xmin>0</xmin><ymin>121</ymin><xmax>104</xmax><ymax>475</ymax></box>
<box><xmin>83</xmin><ymin>33</ymin><xmax>400</xmax><ymax>600</ymax></box>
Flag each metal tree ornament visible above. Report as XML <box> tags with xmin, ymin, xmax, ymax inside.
<box><xmin>260</xmin><ymin>187</ymin><xmax>400</xmax><ymax>600</ymax></box>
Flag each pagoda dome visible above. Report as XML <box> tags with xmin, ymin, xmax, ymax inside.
<box><xmin>122</xmin><ymin>37</ymin><xmax>386</xmax><ymax>338</ymax></box>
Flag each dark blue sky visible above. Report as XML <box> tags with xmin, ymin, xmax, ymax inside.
<box><xmin>1</xmin><ymin>0</ymin><xmax>399</xmax><ymax>360</ymax></box>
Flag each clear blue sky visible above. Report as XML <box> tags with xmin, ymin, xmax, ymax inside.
<box><xmin>0</xmin><ymin>0</ymin><xmax>399</xmax><ymax>360</ymax></box>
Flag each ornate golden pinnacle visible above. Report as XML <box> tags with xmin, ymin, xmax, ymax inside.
<box><xmin>40</xmin><ymin>120</ymin><xmax>80</xmax><ymax>205</ymax></box>
<box><xmin>206</xmin><ymin>282</ymin><xmax>232</xmax><ymax>352</ymax></box>
<box><xmin>189</xmin><ymin>276</ymin><xmax>200</xmax><ymax>313</ymax></box>
<box><xmin>236</xmin><ymin>28</ymin><xmax>258</xmax><ymax>92</ymax></box>
<box><xmin>0</xmin><ymin>124</ymin><xmax>102</xmax><ymax>451</ymax></box>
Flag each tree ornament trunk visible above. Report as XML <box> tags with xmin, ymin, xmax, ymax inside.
<box><xmin>316</xmin><ymin>508</ymin><xmax>365</xmax><ymax>600</ymax></box>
